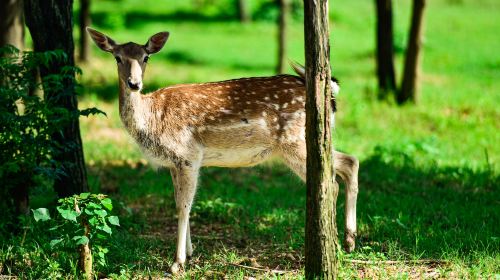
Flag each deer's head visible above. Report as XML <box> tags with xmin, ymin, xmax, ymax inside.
<box><xmin>86</xmin><ymin>27</ymin><xmax>169</xmax><ymax>92</ymax></box>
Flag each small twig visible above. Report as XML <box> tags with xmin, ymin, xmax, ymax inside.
<box><xmin>344</xmin><ymin>259</ymin><xmax>450</xmax><ymax>265</ymax></box>
<box><xmin>226</xmin><ymin>262</ymin><xmax>292</xmax><ymax>274</ymax></box>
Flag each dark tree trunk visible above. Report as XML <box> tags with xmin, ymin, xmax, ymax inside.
<box><xmin>276</xmin><ymin>0</ymin><xmax>289</xmax><ymax>74</ymax></box>
<box><xmin>24</xmin><ymin>0</ymin><xmax>89</xmax><ymax>197</ymax></box>
<box><xmin>79</xmin><ymin>0</ymin><xmax>91</xmax><ymax>61</ymax></box>
<box><xmin>398</xmin><ymin>0</ymin><xmax>426</xmax><ymax>104</ymax></box>
<box><xmin>375</xmin><ymin>0</ymin><xmax>396</xmax><ymax>99</ymax></box>
<box><xmin>0</xmin><ymin>0</ymin><xmax>25</xmax><ymax>48</ymax></box>
<box><xmin>237</xmin><ymin>0</ymin><xmax>251</xmax><ymax>23</ymax></box>
<box><xmin>304</xmin><ymin>0</ymin><xmax>338</xmax><ymax>279</ymax></box>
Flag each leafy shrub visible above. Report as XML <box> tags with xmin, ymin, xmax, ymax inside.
<box><xmin>0</xmin><ymin>46</ymin><xmax>103</xmax><ymax>222</ymax></box>
<box><xmin>32</xmin><ymin>193</ymin><xmax>120</xmax><ymax>278</ymax></box>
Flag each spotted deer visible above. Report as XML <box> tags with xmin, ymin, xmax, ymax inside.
<box><xmin>86</xmin><ymin>27</ymin><xmax>359</xmax><ymax>273</ymax></box>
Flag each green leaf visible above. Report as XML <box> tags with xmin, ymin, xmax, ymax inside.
<box><xmin>99</xmin><ymin>224</ymin><xmax>112</xmax><ymax>235</ymax></box>
<box><xmin>57</xmin><ymin>207</ymin><xmax>79</xmax><ymax>222</ymax></box>
<box><xmin>32</xmin><ymin>208</ymin><xmax>51</xmax><ymax>222</ymax></box>
<box><xmin>108</xmin><ymin>216</ymin><xmax>120</xmax><ymax>226</ymax></box>
<box><xmin>72</xmin><ymin>235</ymin><xmax>89</xmax><ymax>245</ymax></box>
<box><xmin>50</xmin><ymin>238</ymin><xmax>63</xmax><ymax>248</ymax></box>
<box><xmin>101</xmin><ymin>198</ymin><xmax>113</xmax><ymax>211</ymax></box>
<box><xmin>94</xmin><ymin>209</ymin><xmax>108</xmax><ymax>217</ymax></box>
<box><xmin>87</xmin><ymin>202</ymin><xmax>102</xmax><ymax>209</ymax></box>
<box><xmin>79</xmin><ymin>192</ymin><xmax>90</xmax><ymax>199</ymax></box>
<box><xmin>88</xmin><ymin>216</ymin><xmax>98</xmax><ymax>227</ymax></box>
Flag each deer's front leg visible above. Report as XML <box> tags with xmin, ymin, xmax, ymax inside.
<box><xmin>170</xmin><ymin>163</ymin><xmax>199</xmax><ymax>274</ymax></box>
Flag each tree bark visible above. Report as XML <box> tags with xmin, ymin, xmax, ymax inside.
<box><xmin>398</xmin><ymin>0</ymin><xmax>426</xmax><ymax>104</ymax></box>
<box><xmin>24</xmin><ymin>0</ymin><xmax>89</xmax><ymax>197</ymax></box>
<box><xmin>237</xmin><ymin>0</ymin><xmax>251</xmax><ymax>23</ymax></box>
<box><xmin>0</xmin><ymin>0</ymin><xmax>25</xmax><ymax>49</ymax></box>
<box><xmin>79</xmin><ymin>0</ymin><xmax>91</xmax><ymax>62</ymax></box>
<box><xmin>304</xmin><ymin>0</ymin><xmax>338</xmax><ymax>279</ymax></box>
<box><xmin>276</xmin><ymin>0</ymin><xmax>289</xmax><ymax>74</ymax></box>
<box><xmin>375</xmin><ymin>0</ymin><xmax>396</xmax><ymax>99</ymax></box>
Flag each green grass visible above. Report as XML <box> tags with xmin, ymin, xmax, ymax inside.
<box><xmin>2</xmin><ymin>0</ymin><xmax>499</xmax><ymax>278</ymax></box>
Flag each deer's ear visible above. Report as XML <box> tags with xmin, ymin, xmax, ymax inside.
<box><xmin>145</xmin><ymin>32</ymin><xmax>169</xmax><ymax>54</ymax></box>
<box><xmin>86</xmin><ymin>27</ymin><xmax>116</xmax><ymax>52</ymax></box>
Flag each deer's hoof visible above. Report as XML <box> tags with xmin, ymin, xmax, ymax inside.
<box><xmin>344</xmin><ymin>231</ymin><xmax>356</xmax><ymax>253</ymax></box>
<box><xmin>170</xmin><ymin>262</ymin><xmax>184</xmax><ymax>275</ymax></box>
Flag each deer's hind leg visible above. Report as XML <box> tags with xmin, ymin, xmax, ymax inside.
<box><xmin>333</xmin><ymin>151</ymin><xmax>359</xmax><ymax>253</ymax></box>
<box><xmin>279</xmin><ymin>141</ymin><xmax>359</xmax><ymax>252</ymax></box>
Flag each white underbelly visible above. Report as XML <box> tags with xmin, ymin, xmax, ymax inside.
<box><xmin>202</xmin><ymin>146</ymin><xmax>273</xmax><ymax>167</ymax></box>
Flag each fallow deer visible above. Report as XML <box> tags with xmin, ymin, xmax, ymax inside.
<box><xmin>86</xmin><ymin>27</ymin><xmax>359</xmax><ymax>273</ymax></box>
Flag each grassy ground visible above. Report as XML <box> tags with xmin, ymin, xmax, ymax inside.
<box><xmin>2</xmin><ymin>0</ymin><xmax>499</xmax><ymax>278</ymax></box>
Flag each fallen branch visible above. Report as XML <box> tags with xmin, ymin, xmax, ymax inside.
<box><xmin>226</xmin><ymin>262</ymin><xmax>293</xmax><ymax>274</ymax></box>
<box><xmin>344</xmin><ymin>259</ymin><xmax>450</xmax><ymax>265</ymax></box>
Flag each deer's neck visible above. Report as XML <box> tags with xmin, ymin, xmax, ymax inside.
<box><xmin>118</xmin><ymin>80</ymin><xmax>152</xmax><ymax>134</ymax></box>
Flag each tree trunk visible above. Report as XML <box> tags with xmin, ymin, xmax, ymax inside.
<box><xmin>276</xmin><ymin>0</ymin><xmax>289</xmax><ymax>74</ymax></box>
<box><xmin>24</xmin><ymin>0</ymin><xmax>89</xmax><ymax>197</ymax></box>
<box><xmin>398</xmin><ymin>0</ymin><xmax>426</xmax><ymax>104</ymax></box>
<box><xmin>237</xmin><ymin>0</ymin><xmax>251</xmax><ymax>23</ymax></box>
<box><xmin>303</xmin><ymin>0</ymin><xmax>338</xmax><ymax>279</ymax></box>
<box><xmin>375</xmin><ymin>0</ymin><xmax>396</xmax><ymax>99</ymax></box>
<box><xmin>79</xmin><ymin>0</ymin><xmax>91</xmax><ymax>62</ymax></box>
<box><xmin>0</xmin><ymin>0</ymin><xmax>24</xmax><ymax>49</ymax></box>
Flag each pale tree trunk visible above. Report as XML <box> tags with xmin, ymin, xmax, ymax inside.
<box><xmin>237</xmin><ymin>0</ymin><xmax>251</xmax><ymax>23</ymax></box>
<box><xmin>398</xmin><ymin>0</ymin><xmax>426</xmax><ymax>104</ymax></box>
<box><xmin>276</xmin><ymin>0</ymin><xmax>289</xmax><ymax>74</ymax></box>
<box><xmin>0</xmin><ymin>0</ymin><xmax>25</xmax><ymax>49</ymax></box>
<box><xmin>79</xmin><ymin>0</ymin><xmax>91</xmax><ymax>61</ymax></box>
<box><xmin>375</xmin><ymin>0</ymin><xmax>396</xmax><ymax>99</ymax></box>
<box><xmin>1</xmin><ymin>0</ymin><xmax>28</xmax><ymax>219</ymax></box>
<box><xmin>24</xmin><ymin>0</ymin><xmax>89</xmax><ymax>197</ymax></box>
<box><xmin>304</xmin><ymin>0</ymin><xmax>338</xmax><ymax>279</ymax></box>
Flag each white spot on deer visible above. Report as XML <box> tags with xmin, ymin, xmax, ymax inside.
<box><xmin>220</xmin><ymin>109</ymin><xmax>232</xmax><ymax>114</ymax></box>
<box><xmin>282</xmin><ymin>103</ymin><xmax>288</xmax><ymax>109</ymax></box>
<box><xmin>262</xmin><ymin>111</ymin><xmax>267</xmax><ymax>117</ymax></box>
<box><xmin>208</xmin><ymin>116</ymin><xmax>215</xmax><ymax>120</ymax></box>
<box><xmin>273</xmin><ymin>117</ymin><xmax>278</xmax><ymax>122</ymax></box>
<box><xmin>291</xmin><ymin>99</ymin><xmax>296</xmax><ymax>104</ymax></box>
<box><xmin>264</xmin><ymin>96</ymin><xmax>270</xmax><ymax>101</ymax></box>
<box><xmin>273</xmin><ymin>94</ymin><xmax>279</xmax><ymax>99</ymax></box>
<box><xmin>246</xmin><ymin>101</ymin><xmax>251</xmax><ymax>105</ymax></box>
<box><xmin>234</xmin><ymin>97</ymin><xmax>240</xmax><ymax>100</ymax></box>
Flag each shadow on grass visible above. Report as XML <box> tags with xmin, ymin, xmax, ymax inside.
<box><xmin>91</xmin><ymin>10</ymin><xmax>237</xmax><ymax>30</ymax></box>
<box><xmin>85</xmin><ymin>150</ymin><xmax>498</xmax><ymax>273</ymax></box>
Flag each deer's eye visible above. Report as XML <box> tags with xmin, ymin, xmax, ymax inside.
<box><xmin>143</xmin><ymin>56</ymin><xmax>149</xmax><ymax>63</ymax></box>
<box><xmin>115</xmin><ymin>56</ymin><xmax>122</xmax><ymax>63</ymax></box>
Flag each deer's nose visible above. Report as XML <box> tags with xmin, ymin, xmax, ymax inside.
<box><xmin>127</xmin><ymin>79</ymin><xmax>141</xmax><ymax>91</ymax></box>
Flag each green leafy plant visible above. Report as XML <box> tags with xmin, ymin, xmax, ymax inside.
<box><xmin>32</xmin><ymin>193</ymin><xmax>120</xmax><ymax>279</ymax></box>
<box><xmin>0</xmin><ymin>45</ymin><xmax>104</xmax><ymax>223</ymax></box>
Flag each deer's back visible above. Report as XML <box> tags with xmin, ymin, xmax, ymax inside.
<box><xmin>144</xmin><ymin>75</ymin><xmax>308</xmax><ymax>167</ymax></box>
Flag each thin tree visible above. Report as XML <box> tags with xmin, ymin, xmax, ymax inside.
<box><xmin>79</xmin><ymin>0</ymin><xmax>91</xmax><ymax>61</ymax></box>
<box><xmin>374</xmin><ymin>0</ymin><xmax>396</xmax><ymax>99</ymax></box>
<box><xmin>237</xmin><ymin>0</ymin><xmax>251</xmax><ymax>23</ymax></box>
<box><xmin>304</xmin><ymin>0</ymin><xmax>338</xmax><ymax>278</ymax></box>
<box><xmin>398</xmin><ymin>0</ymin><xmax>427</xmax><ymax>104</ymax></box>
<box><xmin>276</xmin><ymin>0</ymin><xmax>289</xmax><ymax>74</ymax></box>
<box><xmin>24</xmin><ymin>0</ymin><xmax>89</xmax><ymax>197</ymax></box>
<box><xmin>0</xmin><ymin>0</ymin><xmax>24</xmax><ymax>48</ymax></box>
